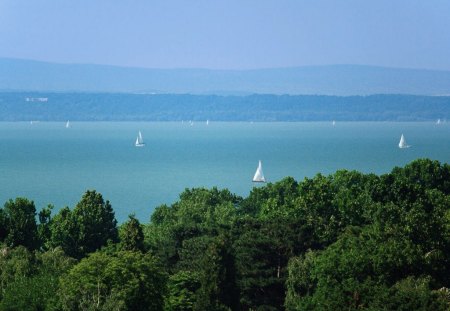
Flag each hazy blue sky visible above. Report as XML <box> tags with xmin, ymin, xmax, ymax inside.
<box><xmin>1</xmin><ymin>0</ymin><xmax>449</xmax><ymax>70</ymax></box>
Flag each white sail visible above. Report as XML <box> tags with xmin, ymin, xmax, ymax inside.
<box><xmin>206</xmin><ymin>120</ymin><xmax>209</xmax><ymax>125</ymax></box>
<box><xmin>66</xmin><ymin>120</ymin><xmax>70</xmax><ymax>128</ymax></box>
<box><xmin>398</xmin><ymin>134</ymin><xmax>410</xmax><ymax>149</ymax></box>
<box><xmin>252</xmin><ymin>160</ymin><xmax>266</xmax><ymax>182</ymax></box>
<box><xmin>332</xmin><ymin>120</ymin><xmax>336</xmax><ymax>126</ymax></box>
<box><xmin>135</xmin><ymin>131</ymin><xmax>145</xmax><ymax>147</ymax></box>
<box><xmin>436</xmin><ymin>119</ymin><xmax>441</xmax><ymax>125</ymax></box>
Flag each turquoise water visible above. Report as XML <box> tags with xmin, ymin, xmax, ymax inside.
<box><xmin>0</xmin><ymin>122</ymin><xmax>449</xmax><ymax>222</ymax></box>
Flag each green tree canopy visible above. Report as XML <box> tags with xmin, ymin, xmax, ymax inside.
<box><xmin>0</xmin><ymin>247</ymin><xmax>75</xmax><ymax>311</ymax></box>
<box><xmin>73</xmin><ymin>190</ymin><xmax>118</xmax><ymax>256</ymax></box>
<box><xmin>145</xmin><ymin>187</ymin><xmax>240</xmax><ymax>272</ymax></box>
<box><xmin>1</xmin><ymin>159</ymin><xmax>448</xmax><ymax>310</ymax></box>
<box><xmin>1</xmin><ymin>198</ymin><xmax>38</xmax><ymax>250</ymax></box>
<box><xmin>165</xmin><ymin>270</ymin><xmax>201</xmax><ymax>311</ymax></box>
<box><xmin>119</xmin><ymin>214</ymin><xmax>144</xmax><ymax>252</ymax></box>
<box><xmin>59</xmin><ymin>250</ymin><xmax>167</xmax><ymax>311</ymax></box>
<box><xmin>49</xmin><ymin>190</ymin><xmax>118</xmax><ymax>258</ymax></box>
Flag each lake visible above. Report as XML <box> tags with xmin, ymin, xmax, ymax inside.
<box><xmin>0</xmin><ymin>121</ymin><xmax>448</xmax><ymax>222</ymax></box>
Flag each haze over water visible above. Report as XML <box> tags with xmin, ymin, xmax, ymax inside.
<box><xmin>0</xmin><ymin>121</ymin><xmax>448</xmax><ymax>222</ymax></box>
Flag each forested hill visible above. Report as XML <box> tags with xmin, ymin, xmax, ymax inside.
<box><xmin>2</xmin><ymin>58</ymin><xmax>450</xmax><ymax>95</ymax></box>
<box><xmin>1</xmin><ymin>92</ymin><xmax>450</xmax><ymax>121</ymax></box>
<box><xmin>0</xmin><ymin>159</ymin><xmax>449</xmax><ymax>310</ymax></box>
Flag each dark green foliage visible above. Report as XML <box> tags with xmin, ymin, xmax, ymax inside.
<box><xmin>165</xmin><ymin>271</ymin><xmax>201</xmax><ymax>311</ymax></box>
<box><xmin>0</xmin><ymin>159</ymin><xmax>449</xmax><ymax>310</ymax></box>
<box><xmin>393</xmin><ymin>159</ymin><xmax>450</xmax><ymax>195</ymax></box>
<box><xmin>239</xmin><ymin>176</ymin><xmax>300</xmax><ymax>218</ymax></box>
<box><xmin>385</xmin><ymin>277</ymin><xmax>449</xmax><ymax>311</ymax></box>
<box><xmin>119</xmin><ymin>214</ymin><xmax>145</xmax><ymax>252</ymax></box>
<box><xmin>173</xmin><ymin>187</ymin><xmax>240</xmax><ymax>231</ymax></box>
<box><xmin>1</xmin><ymin>198</ymin><xmax>39</xmax><ymax>250</ymax></box>
<box><xmin>35</xmin><ymin>247</ymin><xmax>76</xmax><ymax>277</ymax></box>
<box><xmin>285</xmin><ymin>227</ymin><xmax>404</xmax><ymax>309</ymax></box>
<box><xmin>49</xmin><ymin>190</ymin><xmax>118</xmax><ymax>258</ymax></box>
<box><xmin>285</xmin><ymin>211</ymin><xmax>449</xmax><ymax>310</ymax></box>
<box><xmin>0</xmin><ymin>209</ymin><xmax>7</xmax><ymax>241</ymax></box>
<box><xmin>144</xmin><ymin>188</ymin><xmax>242</xmax><ymax>310</ymax></box>
<box><xmin>0</xmin><ymin>246</ymin><xmax>35</xmax><ymax>298</ymax></box>
<box><xmin>234</xmin><ymin>222</ymin><xmax>287</xmax><ymax>310</ymax></box>
<box><xmin>145</xmin><ymin>187</ymin><xmax>240</xmax><ymax>272</ymax></box>
<box><xmin>177</xmin><ymin>235</ymin><xmax>215</xmax><ymax>272</ymax></box>
<box><xmin>143</xmin><ymin>159</ymin><xmax>450</xmax><ymax>310</ymax></box>
<box><xmin>73</xmin><ymin>190</ymin><xmax>118</xmax><ymax>256</ymax></box>
<box><xmin>372</xmin><ymin>159</ymin><xmax>450</xmax><ymax>205</ymax></box>
<box><xmin>194</xmin><ymin>236</ymin><xmax>239</xmax><ymax>311</ymax></box>
<box><xmin>1</xmin><ymin>273</ymin><xmax>58</xmax><ymax>311</ymax></box>
<box><xmin>0</xmin><ymin>246</ymin><xmax>75</xmax><ymax>310</ymax></box>
<box><xmin>329</xmin><ymin>170</ymin><xmax>377</xmax><ymax>227</ymax></box>
<box><xmin>59</xmin><ymin>250</ymin><xmax>167</xmax><ymax>311</ymax></box>
<box><xmin>48</xmin><ymin>207</ymin><xmax>79</xmax><ymax>258</ymax></box>
<box><xmin>37</xmin><ymin>204</ymin><xmax>53</xmax><ymax>250</ymax></box>
<box><xmin>1</xmin><ymin>249</ymin><xmax>75</xmax><ymax>311</ymax></box>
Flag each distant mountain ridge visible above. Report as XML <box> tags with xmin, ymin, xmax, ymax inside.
<box><xmin>1</xmin><ymin>58</ymin><xmax>450</xmax><ymax>95</ymax></box>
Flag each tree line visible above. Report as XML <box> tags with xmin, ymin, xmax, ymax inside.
<box><xmin>0</xmin><ymin>158</ymin><xmax>449</xmax><ymax>310</ymax></box>
<box><xmin>1</xmin><ymin>92</ymin><xmax>450</xmax><ymax>121</ymax></box>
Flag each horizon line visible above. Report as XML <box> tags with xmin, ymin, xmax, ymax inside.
<box><xmin>2</xmin><ymin>56</ymin><xmax>450</xmax><ymax>73</ymax></box>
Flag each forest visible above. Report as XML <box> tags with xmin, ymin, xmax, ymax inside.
<box><xmin>0</xmin><ymin>158</ymin><xmax>449</xmax><ymax>310</ymax></box>
<box><xmin>1</xmin><ymin>92</ymin><xmax>450</xmax><ymax>121</ymax></box>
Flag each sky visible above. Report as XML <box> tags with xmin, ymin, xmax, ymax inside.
<box><xmin>0</xmin><ymin>0</ymin><xmax>449</xmax><ymax>70</ymax></box>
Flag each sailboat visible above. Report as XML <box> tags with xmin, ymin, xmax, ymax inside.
<box><xmin>332</xmin><ymin>120</ymin><xmax>336</xmax><ymax>126</ymax></box>
<box><xmin>436</xmin><ymin>118</ymin><xmax>442</xmax><ymax>125</ymax></box>
<box><xmin>206</xmin><ymin>120</ymin><xmax>209</xmax><ymax>125</ymax></box>
<box><xmin>398</xmin><ymin>134</ymin><xmax>410</xmax><ymax>149</ymax></box>
<box><xmin>65</xmin><ymin>120</ymin><xmax>70</xmax><ymax>128</ymax></box>
<box><xmin>135</xmin><ymin>131</ymin><xmax>145</xmax><ymax>147</ymax></box>
<box><xmin>252</xmin><ymin>160</ymin><xmax>266</xmax><ymax>183</ymax></box>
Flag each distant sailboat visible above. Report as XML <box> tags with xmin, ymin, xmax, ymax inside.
<box><xmin>436</xmin><ymin>118</ymin><xmax>441</xmax><ymax>125</ymax></box>
<box><xmin>252</xmin><ymin>160</ymin><xmax>266</xmax><ymax>183</ymax></box>
<box><xmin>206</xmin><ymin>119</ymin><xmax>209</xmax><ymax>125</ymax></box>
<box><xmin>398</xmin><ymin>134</ymin><xmax>410</xmax><ymax>149</ymax></box>
<box><xmin>135</xmin><ymin>131</ymin><xmax>145</xmax><ymax>147</ymax></box>
<box><xmin>332</xmin><ymin>120</ymin><xmax>336</xmax><ymax>126</ymax></box>
<box><xmin>66</xmin><ymin>120</ymin><xmax>70</xmax><ymax>128</ymax></box>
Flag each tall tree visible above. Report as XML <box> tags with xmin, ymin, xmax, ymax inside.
<box><xmin>49</xmin><ymin>190</ymin><xmax>118</xmax><ymax>258</ymax></box>
<box><xmin>73</xmin><ymin>190</ymin><xmax>118</xmax><ymax>256</ymax></box>
<box><xmin>194</xmin><ymin>235</ymin><xmax>239</xmax><ymax>311</ymax></box>
<box><xmin>37</xmin><ymin>204</ymin><xmax>53</xmax><ymax>250</ymax></box>
<box><xmin>119</xmin><ymin>214</ymin><xmax>144</xmax><ymax>252</ymax></box>
<box><xmin>2</xmin><ymin>198</ymin><xmax>39</xmax><ymax>250</ymax></box>
<box><xmin>0</xmin><ymin>208</ymin><xmax>7</xmax><ymax>242</ymax></box>
<box><xmin>233</xmin><ymin>219</ymin><xmax>295</xmax><ymax>310</ymax></box>
<box><xmin>49</xmin><ymin>207</ymin><xmax>79</xmax><ymax>258</ymax></box>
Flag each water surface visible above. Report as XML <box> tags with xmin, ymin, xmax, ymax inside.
<box><xmin>0</xmin><ymin>122</ymin><xmax>448</xmax><ymax>222</ymax></box>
